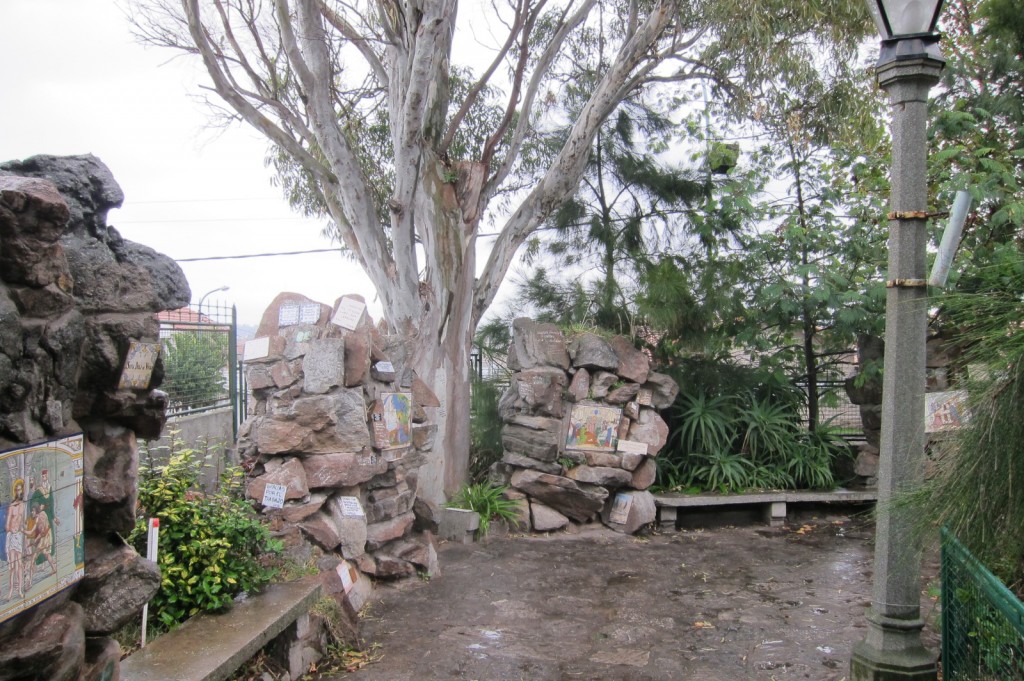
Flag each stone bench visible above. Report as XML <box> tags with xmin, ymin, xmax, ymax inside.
<box><xmin>654</xmin><ymin>489</ymin><xmax>878</xmax><ymax>529</ymax></box>
<box><xmin>120</xmin><ymin>575</ymin><xmax>323</xmax><ymax>681</ymax></box>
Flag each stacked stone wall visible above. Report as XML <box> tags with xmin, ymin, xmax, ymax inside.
<box><xmin>0</xmin><ymin>155</ymin><xmax>190</xmax><ymax>680</ymax></box>
<box><xmin>239</xmin><ymin>294</ymin><xmax>438</xmax><ymax>581</ymax></box>
<box><xmin>491</xmin><ymin>319</ymin><xmax>679</xmax><ymax>534</ymax></box>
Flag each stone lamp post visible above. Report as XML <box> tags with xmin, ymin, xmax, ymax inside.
<box><xmin>851</xmin><ymin>1</ymin><xmax>945</xmax><ymax>680</ymax></box>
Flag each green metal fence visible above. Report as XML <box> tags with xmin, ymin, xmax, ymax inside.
<box><xmin>158</xmin><ymin>302</ymin><xmax>239</xmax><ymax>438</ymax></box>
<box><xmin>941</xmin><ymin>527</ymin><xmax>1024</xmax><ymax>680</ymax></box>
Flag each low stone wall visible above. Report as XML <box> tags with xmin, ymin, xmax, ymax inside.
<box><xmin>0</xmin><ymin>155</ymin><xmax>190</xmax><ymax>680</ymax></box>
<box><xmin>238</xmin><ymin>294</ymin><xmax>438</xmax><ymax>582</ymax></box>
<box><xmin>490</xmin><ymin>319</ymin><xmax>679</xmax><ymax>534</ymax></box>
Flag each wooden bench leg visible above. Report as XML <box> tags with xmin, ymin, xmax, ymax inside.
<box><xmin>658</xmin><ymin>506</ymin><xmax>678</xmax><ymax>531</ymax></box>
<box><xmin>763</xmin><ymin>501</ymin><xmax>787</xmax><ymax>527</ymax></box>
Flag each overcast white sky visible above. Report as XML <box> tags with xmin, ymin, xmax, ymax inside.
<box><xmin>1</xmin><ymin>0</ymin><xmax>381</xmax><ymax>327</ymax></box>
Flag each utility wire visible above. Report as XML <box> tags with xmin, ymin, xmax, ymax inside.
<box><xmin>176</xmin><ymin>248</ymin><xmax>339</xmax><ymax>262</ymax></box>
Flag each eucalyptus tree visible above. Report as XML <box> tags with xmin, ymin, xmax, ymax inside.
<box><xmin>127</xmin><ymin>0</ymin><xmax>748</xmax><ymax>500</ymax></box>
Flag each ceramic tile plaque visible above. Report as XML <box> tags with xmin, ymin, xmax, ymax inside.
<box><xmin>118</xmin><ymin>341</ymin><xmax>160</xmax><ymax>390</ymax></box>
<box><xmin>925</xmin><ymin>390</ymin><xmax>969</xmax><ymax>433</ymax></box>
<box><xmin>298</xmin><ymin>303</ymin><xmax>321</xmax><ymax>325</ymax></box>
<box><xmin>278</xmin><ymin>302</ymin><xmax>301</xmax><ymax>327</ymax></box>
<box><xmin>565</xmin><ymin>404</ymin><xmax>622</xmax><ymax>453</ymax></box>
<box><xmin>261</xmin><ymin>483</ymin><xmax>287</xmax><ymax>509</ymax></box>
<box><xmin>609</xmin><ymin>492</ymin><xmax>633</xmax><ymax>524</ymax></box>
<box><xmin>377</xmin><ymin>393</ymin><xmax>413</xmax><ymax>450</ymax></box>
<box><xmin>1</xmin><ymin>434</ymin><xmax>85</xmax><ymax>624</ymax></box>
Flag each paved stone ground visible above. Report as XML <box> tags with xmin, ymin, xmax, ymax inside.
<box><xmin>341</xmin><ymin>511</ymin><xmax>941</xmax><ymax>681</ymax></box>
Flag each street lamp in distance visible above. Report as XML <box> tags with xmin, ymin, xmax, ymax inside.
<box><xmin>851</xmin><ymin>2</ymin><xmax>945</xmax><ymax>681</ymax></box>
<box><xmin>197</xmin><ymin>285</ymin><xmax>230</xmax><ymax>319</ymax></box>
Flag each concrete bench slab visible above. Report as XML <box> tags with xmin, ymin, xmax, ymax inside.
<box><xmin>653</xmin><ymin>489</ymin><xmax>878</xmax><ymax>529</ymax></box>
<box><xmin>120</xmin><ymin>575</ymin><xmax>322</xmax><ymax>681</ymax></box>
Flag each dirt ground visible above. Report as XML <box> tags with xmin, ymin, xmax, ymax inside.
<box><xmin>340</xmin><ymin>510</ymin><xmax>941</xmax><ymax>681</ymax></box>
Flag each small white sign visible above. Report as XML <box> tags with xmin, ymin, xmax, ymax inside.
<box><xmin>299</xmin><ymin>303</ymin><xmax>321</xmax><ymax>324</ymax></box>
<box><xmin>336</xmin><ymin>560</ymin><xmax>356</xmax><ymax>593</ymax></box>
<box><xmin>332</xmin><ymin>298</ymin><xmax>366</xmax><ymax>330</ymax></box>
<box><xmin>262</xmin><ymin>483</ymin><xmax>287</xmax><ymax>509</ymax></box>
<box><xmin>375</xmin><ymin>361</ymin><xmax>395</xmax><ymax>374</ymax></box>
<box><xmin>278</xmin><ymin>303</ymin><xmax>300</xmax><ymax>327</ymax></box>
<box><xmin>339</xmin><ymin>496</ymin><xmax>365</xmax><ymax>517</ymax></box>
<box><xmin>616</xmin><ymin>439</ymin><xmax>648</xmax><ymax>455</ymax></box>
<box><xmin>243</xmin><ymin>337</ymin><xmax>271</xmax><ymax>362</ymax></box>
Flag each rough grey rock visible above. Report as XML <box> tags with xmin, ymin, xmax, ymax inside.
<box><xmin>511</xmin><ymin>318</ymin><xmax>570</xmax><ymax>370</ymax></box>
<box><xmin>568</xmin><ymin>333</ymin><xmax>619</xmax><ymax>371</ymax></box>
<box><xmin>605</xmin><ymin>382</ymin><xmax>641</xmax><ymax>405</ymax></box>
<box><xmin>366</xmin><ymin>512</ymin><xmax>416</xmax><ymax>552</ymax></box>
<box><xmin>256</xmin><ymin>389</ymin><xmax>370</xmax><ymax>454</ymax></box>
<box><xmin>608</xmin><ymin>336</ymin><xmax>650</xmax><ymax>384</ymax></box>
<box><xmin>602</xmin><ymin>490</ymin><xmax>657</xmax><ymax>535</ymax></box>
<box><xmin>627</xmin><ymin>408</ymin><xmax>670</xmax><ymax>456</ymax></box>
<box><xmin>590</xmin><ymin>371</ymin><xmax>619</xmax><ymax>399</ymax></box>
<box><xmin>247</xmin><ymin>457</ymin><xmax>310</xmax><ymax>504</ymax></box>
<box><xmin>642</xmin><ymin>372</ymin><xmax>680</xmax><ymax>409</ymax></box>
<box><xmin>515</xmin><ymin>367</ymin><xmax>566</xmax><ymax>417</ymax></box>
<box><xmin>502</xmin><ymin>420</ymin><xmax>561</xmax><ymax>462</ymax></box>
<box><xmin>502</xmin><ymin>451</ymin><xmax>563</xmax><ymax>475</ymax></box>
<box><xmin>303</xmin><ymin>337</ymin><xmax>346</xmax><ymax>394</ymax></box>
<box><xmin>82</xmin><ymin>423</ymin><xmax>139</xmax><ymax>534</ymax></box>
<box><xmin>0</xmin><ymin>601</ymin><xmax>85</xmax><ymax>681</ymax></box>
<box><xmin>510</xmin><ymin>469</ymin><xmax>608</xmax><ymax>522</ymax></box>
<box><xmin>301</xmin><ymin>451</ymin><xmax>388</xmax><ymax>489</ymax></box>
<box><xmin>630</xmin><ymin>458</ymin><xmax>658</xmax><ymax>490</ymax></box>
<box><xmin>530</xmin><ymin>501</ymin><xmax>570</xmax><ymax>532</ymax></box>
<box><xmin>327</xmin><ymin>495</ymin><xmax>369</xmax><ymax>560</ymax></box>
<box><xmin>566</xmin><ymin>465</ymin><xmax>632</xmax><ymax>488</ymax></box>
<box><xmin>75</xmin><ymin>537</ymin><xmax>161</xmax><ymax>635</ymax></box>
<box><xmin>567</xmin><ymin>368</ymin><xmax>591</xmax><ymax>402</ymax></box>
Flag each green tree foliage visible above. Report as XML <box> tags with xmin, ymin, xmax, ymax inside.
<box><xmin>161</xmin><ymin>331</ymin><xmax>228</xmax><ymax>411</ymax></box>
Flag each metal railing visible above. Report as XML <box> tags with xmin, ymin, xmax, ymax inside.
<box><xmin>941</xmin><ymin>527</ymin><xmax>1024</xmax><ymax>680</ymax></box>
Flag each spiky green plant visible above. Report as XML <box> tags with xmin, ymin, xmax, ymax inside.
<box><xmin>447</xmin><ymin>483</ymin><xmax>523</xmax><ymax>537</ymax></box>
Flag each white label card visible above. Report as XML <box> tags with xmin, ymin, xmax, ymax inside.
<box><xmin>332</xmin><ymin>298</ymin><xmax>366</xmax><ymax>330</ymax></box>
<box><xmin>262</xmin><ymin>483</ymin><xmax>287</xmax><ymax>509</ymax></box>
<box><xmin>243</xmin><ymin>337</ymin><xmax>271</xmax><ymax>362</ymax></box>
<box><xmin>339</xmin><ymin>496</ymin><xmax>365</xmax><ymax>517</ymax></box>
<box><xmin>616</xmin><ymin>439</ymin><xmax>649</xmax><ymax>455</ymax></box>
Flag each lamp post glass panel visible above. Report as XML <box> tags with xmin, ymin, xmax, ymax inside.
<box><xmin>851</xmin><ymin>2</ymin><xmax>944</xmax><ymax>680</ymax></box>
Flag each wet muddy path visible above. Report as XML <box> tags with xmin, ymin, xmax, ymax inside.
<box><xmin>344</xmin><ymin>515</ymin><xmax>940</xmax><ymax>680</ymax></box>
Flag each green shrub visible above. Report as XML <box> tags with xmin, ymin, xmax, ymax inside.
<box><xmin>447</xmin><ymin>483</ymin><xmax>522</xmax><ymax>536</ymax></box>
<box><xmin>128</xmin><ymin>439</ymin><xmax>281</xmax><ymax>631</ymax></box>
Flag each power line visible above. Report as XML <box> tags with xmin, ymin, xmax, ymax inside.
<box><xmin>118</xmin><ymin>216</ymin><xmax>315</xmax><ymax>225</ymax></box>
<box><xmin>176</xmin><ymin>248</ymin><xmax>339</xmax><ymax>262</ymax></box>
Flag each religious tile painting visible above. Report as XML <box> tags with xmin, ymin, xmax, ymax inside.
<box><xmin>565</xmin><ymin>404</ymin><xmax>622</xmax><ymax>453</ymax></box>
<box><xmin>925</xmin><ymin>390</ymin><xmax>969</xmax><ymax>433</ymax></box>
<box><xmin>379</xmin><ymin>393</ymin><xmax>413</xmax><ymax>450</ymax></box>
<box><xmin>1</xmin><ymin>434</ymin><xmax>85</xmax><ymax>624</ymax></box>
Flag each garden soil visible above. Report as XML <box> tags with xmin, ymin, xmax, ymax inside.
<box><xmin>335</xmin><ymin>511</ymin><xmax>941</xmax><ymax>681</ymax></box>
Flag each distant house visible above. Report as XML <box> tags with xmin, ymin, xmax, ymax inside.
<box><xmin>157</xmin><ymin>307</ymin><xmax>219</xmax><ymax>339</ymax></box>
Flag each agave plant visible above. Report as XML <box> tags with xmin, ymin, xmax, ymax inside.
<box><xmin>691</xmin><ymin>450</ymin><xmax>755</xmax><ymax>493</ymax></box>
<box><xmin>737</xmin><ymin>394</ymin><xmax>800</xmax><ymax>463</ymax></box>
<box><xmin>672</xmin><ymin>391</ymin><xmax>737</xmax><ymax>456</ymax></box>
